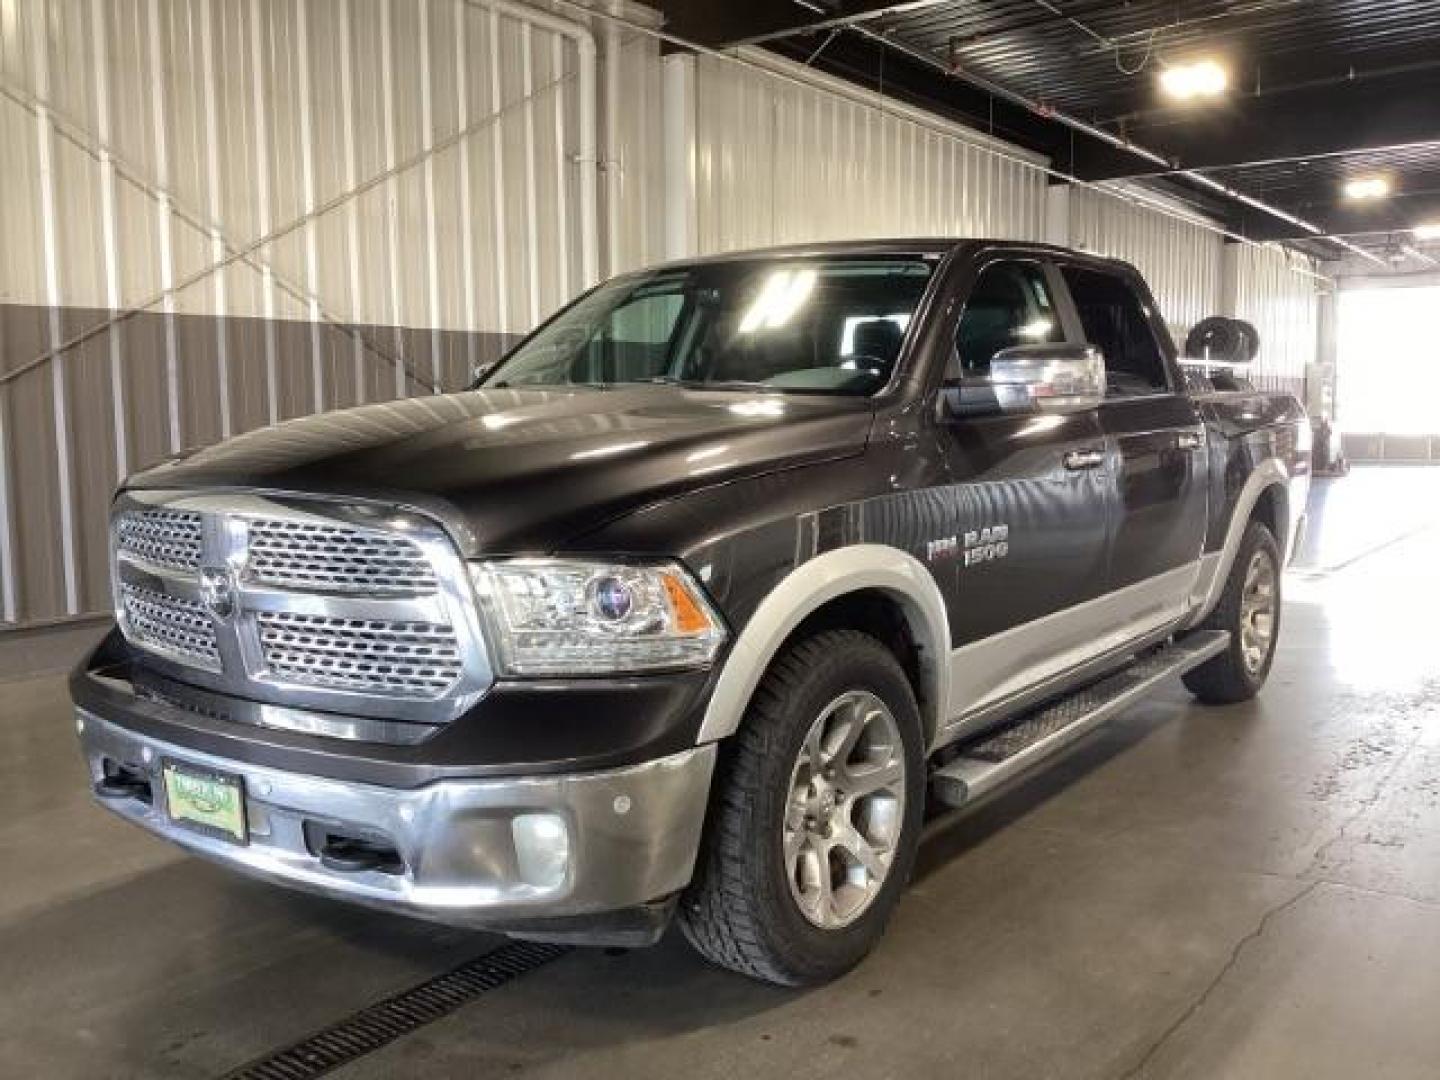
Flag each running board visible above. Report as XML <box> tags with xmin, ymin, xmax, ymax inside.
<box><xmin>930</xmin><ymin>631</ymin><xmax>1230</xmax><ymax>808</ymax></box>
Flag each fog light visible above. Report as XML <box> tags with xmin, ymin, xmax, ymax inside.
<box><xmin>512</xmin><ymin>813</ymin><xmax>570</xmax><ymax>890</ymax></box>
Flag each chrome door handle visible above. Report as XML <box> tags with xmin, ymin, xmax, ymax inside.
<box><xmin>1176</xmin><ymin>430</ymin><xmax>1205</xmax><ymax>450</ymax></box>
<box><xmin>1063</xmin><ymin>448</ymin><xmax>1105</xmax><ymax>471</ymax></box>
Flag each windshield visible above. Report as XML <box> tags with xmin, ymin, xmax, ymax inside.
<box><xmin>482</xmin><ymin>257</ymin><xmax>935</xmax><ymax>395</ymax></box>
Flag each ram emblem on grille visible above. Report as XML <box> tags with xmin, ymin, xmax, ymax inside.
<box><xmin>198</xmin><ymin>566</ymin><xmax>238</xmax><ymax>619</ymax></box>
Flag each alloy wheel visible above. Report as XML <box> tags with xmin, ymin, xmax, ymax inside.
<box><xmin>783</xmin><ymin>690</ymin><xmax>907</xmax><ymax>930</ymax></box>
<box><xmin>1239</xmin><ymin>548</ymin><xmax>1278</xmax><ymax>675</ymax></box>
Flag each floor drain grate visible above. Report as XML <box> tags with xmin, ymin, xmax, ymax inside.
<box><xmin>221</xmin><ymin>940</ymin><xmax>570</xmax><ymax>1080</ymax></box>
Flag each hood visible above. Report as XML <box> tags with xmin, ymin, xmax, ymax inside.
<box><xmin>127</xmin><ymin>386</ymin><xmax>874</xmax><ymax>553</ymax></box>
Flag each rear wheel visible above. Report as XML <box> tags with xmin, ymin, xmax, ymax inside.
<box><xmin>1183</xmin><ymin>521</ymin><xmax>1281</xmax><ymax>703</ymax></box>
<box><xmin>679</xmin><ymin>629</ymin><xmax>924</xmax><ymax>986</ymax></box>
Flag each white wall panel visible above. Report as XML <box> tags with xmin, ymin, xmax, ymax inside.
<box><xmin>601</xmin><ymin>2</ymin><xmax>665</xmax><ymax>275</ymax></box>
<box><xmin>1</xmin><ymin>0</ymin><xmax>592</xmax><ymax>328</ymax></box>
<box><xmin>0</xmin><ymin>0</ymin><xmax>605</xmax><ymax>626</ymax></box>
<box><xmin>691</xmin><ymin>51</ymin><xmax>1048</xmax><ymax>254</ymax></box>
<box><xmin>1225</xmin><ymin>242</ymin><xmax>1323</xmax><ymax>391</ymax></box>
<box><xmin>1069</xmin><ymin>185</ymin><xmax>1224</xmax><ymax>345</ymax></box>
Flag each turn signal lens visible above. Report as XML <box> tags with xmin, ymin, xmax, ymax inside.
<box><xmin>662</xmin><ymin>570</ymin><xmax>711</xmax><ymax>634</ymax></box>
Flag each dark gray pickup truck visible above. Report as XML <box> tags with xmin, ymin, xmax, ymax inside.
<box><xmin>72</xmin><ymin>240</ymin><xmax>1309</xmax><ymax>985</ymax></box>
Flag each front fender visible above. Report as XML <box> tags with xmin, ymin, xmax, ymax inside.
<box><xmin>695</xmin><ymin>544</ymin><xmax>951</xmax><ymax>751</ymax></box>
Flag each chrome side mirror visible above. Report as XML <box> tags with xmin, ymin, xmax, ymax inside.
<box><xmin>985</xmin><ymin>343</ymin><xmax>1105</xmax><ymax>415</ymax></box>
<box><xmin>941</xmin><ymin>343</ymin><xmax>1105</xmax><ymax>419</ymax></box>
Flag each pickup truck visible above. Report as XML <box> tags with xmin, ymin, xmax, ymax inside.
<box><xmin>72</xmin><ymin>240</ymin><xmax>1310</xmax><ymax>986</ymax></box>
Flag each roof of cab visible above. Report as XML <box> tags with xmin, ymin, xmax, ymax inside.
<box><xmin>645</xmin><ymin>237</ymin><xmax>1132</xmax><ymax>272</ymax></box>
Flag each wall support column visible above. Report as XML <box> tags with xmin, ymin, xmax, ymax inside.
<box><xmin>1043</xmin><ymin>183</ymin><xmax>1071</xmax><ymax>248</ymax></box>
<box><xmin>662</xmin><ymin>54</ymin><xmax>698</xmax><ymax>261</ymax></box>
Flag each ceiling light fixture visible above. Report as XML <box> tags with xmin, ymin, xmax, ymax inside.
<box><xmin>1343</xmin><ymin>176</ymin><xmax>1391</xmax><ymax>200</ymax></box>
<box><xmin>1159</xmin><ymin>59</ymin><xmax>1228</xmax><ymax>101</ymax></box>
<box><xmin>1413</xmin><ymin>222</ymin><xmax>1440</xmax><ymax>241</ymax></box>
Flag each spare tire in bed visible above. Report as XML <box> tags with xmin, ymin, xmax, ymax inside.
<box><xmin>1185</xmin><ymin>317</ymin><xmax>1254</xmax><ymax>365</ymax></box>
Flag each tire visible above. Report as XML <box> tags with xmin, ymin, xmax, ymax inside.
<box><xmin>679</xmin><ymin>629</ymin><xmax>925</xmax><ymax>986</ymax></box>
<box><xmin>1184</xmin><ymin>317</ymin><xmax>1259</xmax><ymax>366</ymax></box>
<box><xmin>1185</xmin><ymin>317</ymin><xmax>1244</xmax><ymax>364</ymax></box>
<box><xmin>1183</xmin><ymin>521</ymin><xmax>1282</xmax><ymax>704</ymax></box>
<box><xmin>1233</xmin><ymin>319</ymin><xmax>1261</xmax><ymax>362</ymax></box>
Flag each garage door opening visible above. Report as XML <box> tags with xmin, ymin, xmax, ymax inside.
<box><xmin>1337</xmin><ymin>285</ymin><xmax>1440</xmax><ymax>461</ymax></box>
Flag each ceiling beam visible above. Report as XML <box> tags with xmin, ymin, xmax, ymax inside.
<box><xmin>1074</xmin><ymin>69</ymin><xmax>1440</xmax><ymax>181</ymax></box>
<box><xmin>732</xmin><ymin>0</ymin><xmax>954</xmax><ymax>47</ymax></box>
<box><xmin>654</xmin><ymin>1</ymin><xmax>946</xmax><ymax>50</ymax></box>
<box><xmin>768</xmin><ymin>32</ymin><xmax>1080</xmax><ymax>163</ymax></box>
<box><xmin>1228</xmin><ymin>191</ymin><xmax>1440</xmax><ymax>244</ymax></box>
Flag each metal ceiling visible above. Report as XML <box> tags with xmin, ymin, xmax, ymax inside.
<box><xmin>654</xmin><ymin>0</ymin><xmax>1440</xmax><ymax>262</ymax></box>
<box><xmin>1198</xmin><ymin>143</ymin><xmax>1440</xmax><ymax>200</ymax></box>
<box><xmin>869</xmin><ymin>0</ymin><xmax>1440</xmax><ymax>120</ymax></box>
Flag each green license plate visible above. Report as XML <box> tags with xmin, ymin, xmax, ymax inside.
<box><xmin>163</xmin><ymin>760</ymin><xmax>248</xmax><ymax>845</ymax></box>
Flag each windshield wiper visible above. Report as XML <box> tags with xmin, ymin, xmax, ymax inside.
<box><xmin>622</xmin><ymin>376</ymin><xmax>770</xmax><ymax>391</ymax></box>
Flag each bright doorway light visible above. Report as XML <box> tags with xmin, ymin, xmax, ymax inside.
<box><xmin>1337</xmin><ymin>285</ymin><xmax>1440</xmax><ymax>436</ymax></box>
<box><xmin>1414</xmin><ymin>222</ymin><xmax>1440</xmax><ymax>241</ymax></box>
<box><xmin>1159</xmin><ymin>59</ymin><xmax>1228</xmax><ymax>101</ymax></box>
<box><xmin>1343</xmin><ymin>176</ymin><xmax>1391</xmax><ymax>201</ymax></box>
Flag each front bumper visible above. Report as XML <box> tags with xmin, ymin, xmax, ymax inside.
<box><xmin>76</xmin><ymin>708</ymin><xmax>715</xmax><ymax>941</ymax></box>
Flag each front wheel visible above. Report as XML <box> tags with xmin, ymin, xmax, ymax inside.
<box><xmin>1183</xmin><ymin>521</ymin><xmax>1282</xmax><ymax>703</ymax></box>
<box><xmin>679</xmin><ymin>629</ymin><xmax>924</xmax><ymax>986</ymax></box>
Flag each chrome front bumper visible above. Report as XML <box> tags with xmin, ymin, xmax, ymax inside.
<box><xmin>76</xmin><ymin>709</ymin><xmax>715</xmax><ymax>932</ymax></box>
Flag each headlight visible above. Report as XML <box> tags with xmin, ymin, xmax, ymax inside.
<box><xmin>470</xmin><ymin>559</ymin><xmax>726</xmax><ymax>676</ymax></box>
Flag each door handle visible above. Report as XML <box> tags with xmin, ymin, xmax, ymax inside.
<box><xmin>1176</xmin><ymin>430</ymin><xmax>1205</xmax><ymax>451</ymax></box>
<box><xmin>1063</xmin><ymin>448</ymin><xmax>1106</xmax><ymax>471</ymax></box>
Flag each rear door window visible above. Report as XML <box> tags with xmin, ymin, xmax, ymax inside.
<box><xmin>1060</xmin><ymin>265</ymin><xmax>1170</xmax><ymax>395</ymax></box>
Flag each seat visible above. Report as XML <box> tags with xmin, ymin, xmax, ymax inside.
<box><xmin>849</xmin><ymin>319</ymin><xmax>905</xmax><ymax>375</ymax></box>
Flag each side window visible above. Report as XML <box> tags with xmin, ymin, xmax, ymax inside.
<box><xmin>1060</xmin><ymin>266</ymin><xmax>1169</xmax><ymax>395</ymax></box>
<box><xmin>951</xmin><ymin>261</ymin><xmax>1063</xmax><ymax>378</ymax></box>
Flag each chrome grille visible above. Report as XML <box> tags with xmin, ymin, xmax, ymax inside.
<box><xmin>248</xmin><ymin>519</ymin><xmax>436</xmax><ymax>594</ymax></box>
<box><xmin>257</xmin><ymin>611</ymin><xmax>463</xmax><ymax>695</ymax></box>
<box><xmin>119</xmin><ymin>582</ymin><xmax>221</xmax><ymax>668</ymax></box>
<box><xmin>110</xmin><ymin>491</ymin><xmax>492</xmax><ymax>724</ymax></box>
<box><xmin>115</xmin><ymin>510</ymin><xmax>203</xmax><ymax>572</ymax></box>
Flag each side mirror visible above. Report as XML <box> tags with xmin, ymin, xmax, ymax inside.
<box><xmin>988</xmin><ymin>343</ymin><xmax>1105</xmax><ymax>414</ymax></box>
<box><xmin>944</xmin><ymin>343</ymin><xmax>1104</xmax><ymax>418</ymax></box>
<box><xmin>469</xmin><ymin>358</ymin><xmax>501</xmax><ymax>387</ymax></box>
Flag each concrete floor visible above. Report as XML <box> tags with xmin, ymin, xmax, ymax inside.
<box><xmin>4</xmin><ymin>466</ymin><xmax>1440</xmax><ymax>1079</ymax></box>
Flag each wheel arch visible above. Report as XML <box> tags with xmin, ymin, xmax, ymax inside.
<box><xmin>1189</xmin><ymin>458</ymin><xmax>1293</xmax><ymax>626</ymax></box>
<box><xmin>1249</xmin><ymin>482</ymin><xmax>1289</xmax><ymax>550</ymax></box>
<box><xmin>697</xmin><ymin>545</ymin><xmax>951</xmax><ymax>751</ymax></box>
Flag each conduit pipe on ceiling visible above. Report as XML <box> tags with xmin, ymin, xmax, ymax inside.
<box><xmin>470</xmin><ymin>0</ymin><xmax>600</xmax><ymax>286</ymax></box>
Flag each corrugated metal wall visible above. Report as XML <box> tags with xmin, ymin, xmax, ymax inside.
<box><xmin>1226</xmin><ymin>242</ymin><xmax>1322</xmax><ymax>394</ymax></box>
<box><xmin>690</xmin><ymin>52</ymin><xmax>1049</xmax><ymax>253</ymax></box>
<box><xmin>1070</xmin><ymin>185</ymin><xmax>1320</xmax><ymax>389</ymax></box>
<box><xmin>1069</xmin><ymin>185</ymin><xmax>1224</xmax><ymax>345</ymax></box>
<box><xmin>0</xmin><ymin>0</ymin><xmax>667</xmax><ymax>628</ymax></box>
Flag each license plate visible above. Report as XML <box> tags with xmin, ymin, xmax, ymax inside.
<box><xmin>163</xmin><ymin>759</ymin><xmax>248</xmax><ymax>845</ymax></box>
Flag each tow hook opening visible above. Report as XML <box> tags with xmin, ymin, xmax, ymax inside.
<box><xmin>304</xmin><ymin>822</ymin><xmax>406</xmax><ymax>876</ymax></box>
<box><xmin>95</xmin><ymin>760</ymin><xmax>153</xmax><ymax>805</ymax></box>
